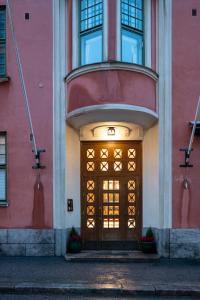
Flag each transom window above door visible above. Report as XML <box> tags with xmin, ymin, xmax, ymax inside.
<box><xmin>80</xmin><ymin>0</ymin><xmax>103</xmax><ymax>66</ymax></box>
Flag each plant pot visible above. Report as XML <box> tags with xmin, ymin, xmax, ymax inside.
<box><xmin>140</xmin><ymin>241</ymin><xmax>157</xmax><ymax>254</ymax></box>
<box><xmin>68</xmin><ymin>240</ymin><xmax>82</xmax><ymax>253</ymax></box>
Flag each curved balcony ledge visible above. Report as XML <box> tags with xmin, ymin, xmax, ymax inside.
<box><xmin>66</xmin><ymin>61</ymin><xmax>158</xmax><ymax>114</ymax></box>
<box><xmin>65</xmin><ymin>61</ymin><xmax>158</xmax><ymax>83</ymax></box>
<box><xmin>67</xmin><ymin>104</ymin><xmax>158</xmax><ymax>130</ymax></box>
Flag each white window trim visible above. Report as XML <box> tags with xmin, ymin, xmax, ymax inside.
<box><xmin>116</xmin><ymin>0</ymin><xmax>151</xmax><ymax>68</ymax></box>
<box><xmin>72</xmin><ymin>0</ymin><xmax>108</xmax><ymax>69</ymax></box>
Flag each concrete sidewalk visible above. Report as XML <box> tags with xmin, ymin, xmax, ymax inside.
<box><xmin>0</xmin><ymin>257</ymin><xmax>200</xmax><ymax>297</ymax></box>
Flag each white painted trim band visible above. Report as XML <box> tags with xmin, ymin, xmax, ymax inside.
<box><xmin>65</xmin><ymin>61</ymin><xmax>158</xmax><ymax>83</ymax></box>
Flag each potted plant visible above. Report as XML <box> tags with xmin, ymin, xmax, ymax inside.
<box><xmin>67</xmin><ymin>227</ymin><xmax>82</xmax><ymax>253</ymax></box>
<box><xmin>140</xmin><ymin>227</ymin><xmax>157</xmax><ymax>254</ymax></box>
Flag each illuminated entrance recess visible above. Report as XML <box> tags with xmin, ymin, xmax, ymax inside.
<box><xmin>81</xmin><ymin>141</ymin><xmax>142</xmax><ymax>249</ymax></box>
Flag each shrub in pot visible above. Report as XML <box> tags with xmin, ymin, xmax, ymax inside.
<box><xmin>140</xmin><ymin>227</ymin><xmax>157</xmax><ymax>254</ymax></box>
<box><xmin>67</xmin><ymin>227</ymin><xmax>82</xmax><ymax>253</ymax></box>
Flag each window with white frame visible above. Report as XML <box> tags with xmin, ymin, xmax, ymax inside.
<box><xmin>0</xmin><ymin>133</ymin><xmax>7</xmax><ymax>205</ymax></box>
<box><xmin>80</xmin><ymin>0</ymin><xmax>103</xmax><ymax>66</ymax></box>
<box><xmin>0</xmin><ymin>6</ymin><xmax>6</xmax><ymax>77</ymax></box>
<box><xmin>121</xmin><ymin>0</ymin><xmax>143</xmax><ymax>65</ymax></box>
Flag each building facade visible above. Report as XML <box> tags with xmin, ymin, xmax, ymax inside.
<box><xmin>0</xmin><ymin>0</ymin><xmax>200</xmax><ymax>258</ymax></box>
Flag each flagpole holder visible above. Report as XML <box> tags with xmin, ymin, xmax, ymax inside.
<box><xmin>179</xmin><ymin>148</ymin><xmax>193</xmax><ymax>168</ymax></box>
<box><xmin>32</xmin><ymin>149</ymin><xmax>46</xmax><ymax>169</ymax></box>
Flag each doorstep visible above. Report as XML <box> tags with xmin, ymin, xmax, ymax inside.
<box><xmin>64</xmin><ymin>250</ymin><xmax>160</xmax><ymax>263</ymax></box>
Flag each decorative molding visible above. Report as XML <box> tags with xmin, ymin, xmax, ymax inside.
<box><xmin>67</xmin><ymin>103</ymin><xmax>158</xmax><ymax>130</ymax></box>
<box><xmin>157</xmin><ymin>0</ymin><xmax>172</xmax><ymax>229</ymax></box>
<box><xmin>53</xmin><ymin>0</ymin><xmax>66</xmax><ymax>236</ymax></box>
<box><xmin>65</xmin><ymin>61</ymin><xmax>158</xmax><ymax>83</ymax></box>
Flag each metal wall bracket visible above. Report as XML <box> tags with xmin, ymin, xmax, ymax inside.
<box><xmin>179</xmin><ymin>148</ymin><xmax>193</xmax><ymax>167</ymax></box>
<box><xmin>32</xmin><ymin>149</ymin><xmax>46</xmax><ymax>169</ymax></box>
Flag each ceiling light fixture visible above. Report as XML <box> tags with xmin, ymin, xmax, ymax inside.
<box><xmin>107</xmin><ymin>126</ymin><xmax>115</xmax><ymax>136</ymax></box>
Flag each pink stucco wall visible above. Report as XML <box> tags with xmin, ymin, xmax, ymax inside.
<box><xmin>67</xmin><ymin>69</ymin><xmax>157</xmax><ymax>112</ymax></box>
<box><xmin>173</xmin><ymin>0</ymin><xmax>200</xmax><ymax>227</ymax></box>
<box><xmin>0</xmin><ymin>0</ymin><xmax>53</xmax><ymax>228</ymax></box>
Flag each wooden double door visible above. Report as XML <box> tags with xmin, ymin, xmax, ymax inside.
<box><xmin>81</xmin><ymin>141</ymin><xmax>142</xmax><ymax>250</ymax></box>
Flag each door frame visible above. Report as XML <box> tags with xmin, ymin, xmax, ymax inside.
<box><xmin>80</xmin><ymin>140</ymin><xmax>143</xmax><ymax>250</ymax></box>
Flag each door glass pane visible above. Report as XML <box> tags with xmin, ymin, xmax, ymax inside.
<box><xmin>128</xmin><ymin>161</ymin><xmax>136</xmax><ymax>171</ymax></box>
<box><xmin>128</xmin><ymin>218</ymin><xmax>136</xmax><ymax>228</ymax></box>
<box><xmin>87</xmin><ymin>206</ymin><xmax>95</xmax><ymax>215</ymax></box>
<box><xmin>114</xmin><ymin>161</ymin><xmax>122</xmax><ymax>171</ymax></box>
<box><xmin>103</xmin><ymin>206</ymin><xmax>108</xmax><ymax>215</ymax></box>
<box><xmin>108</xmin><ymin>180</ymin><xmax>113</xmax><ymax>190</ymax></box>
<box><xmin>109</xmin><ymin>193</ymin><xmax>113</xmax><ymax>203</ymax></box>
<box><xmin>128</xmin><ymin>148</ymin><xmax>136</xmax><ymax>158</ymax></box>
<box><xmin>100</xmin><ymin>149</ymin><xmax>108</xmax><ymax>158</ymax></box>
<box><xmin>103</xmin><ymin>193</ymin><xmax>108</xmax><ymax>202</ymax></box>
<box><xmin>114</xmin><ymin>149</ymin><xmax>122</xmax><ymax>158</ymax></box>
<box><xmin>100</xmin><ymin>161</ymin><xmax>108</xmax><ymax>171</ymax></box>
<box><xmin>128</xmin><ymin>193</ymin><xmax>135</xmax><ymax>203</ymax></box>
<box><xmin>103</xmin><ymin>180</ymin><xmax>108</xmax><ymax>190</ymax></box>
<box><xmin>87</xmin><ymin>180</ymin><xmax>95</xmax><ymax>190</ymax></box>
<box><xmin>87</xmin><ymin>161</ymin><xmax>95</xmax><ymax>171</ymax></box>
<box><xmin>87</xmin><ymin>218</ymin><xmax>95</xmax><ymax>228</ymax></box>
<box><xmin>87</xmin><ymin>193</ymin><xmax>95</xmax><ymax>203</ymax></box>
<box><xmin>87</xmin><ymin>149</ymin><xmax>95</xmax><ymax>158</ymax></box>
<box><xmin>114</xmin><ymin>181</ymin><xmax>119</xmax><ymax>190</ymax></box>
<box><xmin>114</xmin><ymin>193</ymin><xmax>119</xmax><ymax>203</ymax></box>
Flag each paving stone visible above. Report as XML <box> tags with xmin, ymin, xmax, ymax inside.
<box><xmin>0</xmin><ymin>229</ymin><xmax>7</xmax><ymax>243</ymax></box>
<box><xmin>26</xmin><ymin>244</ymin><xmax>55</xmax><ymax>256</ymax></box>
<box><xmin>8</xmin><ymin>229</ymin><xmax>54</xmax><ymax>244</ymax></box>
<box><xmin>0</xmin><ymin>244</ymin><xmax>26</xmax><ymax>256</ymax></box>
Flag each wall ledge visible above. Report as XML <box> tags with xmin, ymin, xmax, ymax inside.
<box><xmin>0</xmin><ymin>76</ymin><xmax>10</xmax><ymax>84</ymax></box>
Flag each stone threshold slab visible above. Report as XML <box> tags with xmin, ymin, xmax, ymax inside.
<box><xmin>0</xmin><ymin>282</ymin><xmax>200</xmax><ymax>297</ymax></box>
<box><xmin>64</xmin><ymin>250</ymin><xmax>160</xmax><ymax>263</ymax></box>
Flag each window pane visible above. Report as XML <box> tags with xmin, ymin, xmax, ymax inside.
<box><xmin>0</xmin><ymin>41</ymin><xmax>6</xmax><ymax>76</ymax></box>
<box><xmin>81</xmin><ymin>30</ymin><xmax>102</xmax><ymax>65</ymax></box>
<box><xmin>0</xmin><ymin>169</ymin><xmax>6</xmax><ymax>200</ymax></box>
<box><xmin>122</xmin><ymin>29</ymin><xmax>142</xmax><ymax>64</ymax></box>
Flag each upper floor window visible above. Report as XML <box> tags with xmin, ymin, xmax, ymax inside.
<box><xmin>80</xmin><ymin>0</ymin><xmax>103</xmax><ymax>66</ymax></box>
<box><xmin>0</xmin><ymin>6</ymin><xmax>6</xmax><ymax>77</ymax></box>
<box><xmin>121</xmin><ymin>0</ymin><xmax>143</xmax><ymax>65</ymax></box>
<box><xmin>0</xmin><ymin>133</ymin><xmax>7</xmax><ymax>206</ymax></box>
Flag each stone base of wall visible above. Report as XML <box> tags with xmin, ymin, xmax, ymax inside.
<box><xmin>0</xmin><ymin>229</ymin><xmax>66</xmax><ymax>256</ymax></box>
<box><xmin>0</xmin><ymin>228</ymin><xmax>200</xmax><ymax>258</ymax></box>
<box><xmin>152</xmin><ymin>228</ymin><xmax>200</xmax><ymax>259</ymax></box>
